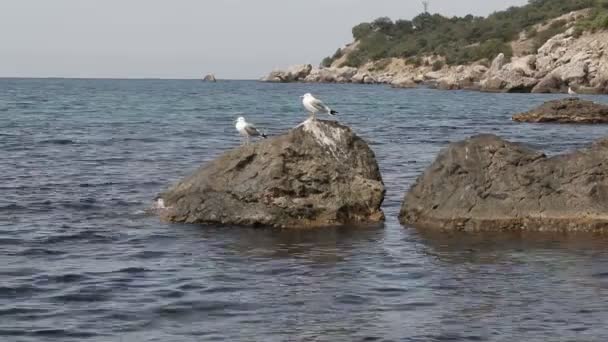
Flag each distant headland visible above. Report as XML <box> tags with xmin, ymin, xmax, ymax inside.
<box><xmin>263</xmin><ymin>0</ymin><xmax>608</xmax><ymax>94</ymax></box>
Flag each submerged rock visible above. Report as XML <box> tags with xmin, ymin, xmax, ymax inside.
<box><xmin>157</xmin><ymin>119</ymin><xmax>385</xmax><ymax>228</ymax></box>
<box><xmin>513</xmin><ymin>98</ymin><xmax>608</xmax><ymax>123</ymax></box>
<box><xmin>262</xmin><ymin>64</ymin><xmax>313</xmax><ymax>82</ymax></box>
<box><xmin>203</xmin><ymin>74</ymin><xmax>217</xmax><ymax>82</ymax></box>
<box><xmin>400</xmin><ymin>134</ymin><xmax>608</xmax><ymax>232</ymax></box>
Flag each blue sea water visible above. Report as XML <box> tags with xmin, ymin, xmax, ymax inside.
<box><xmin>2</xmin><ymin>78</ymin><xmax>608</xmax><ymax>342</ymax></box>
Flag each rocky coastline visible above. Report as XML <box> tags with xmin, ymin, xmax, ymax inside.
<box><xmin>262</xmin><ymin>28</ymin><xmax>608</xmax><ymax>94</ymax></box>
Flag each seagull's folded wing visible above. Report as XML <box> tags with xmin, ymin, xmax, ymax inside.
<box><xmin>311</xmin><ymin>98</ymin><xmax>330</xmax><ymax>112</ymax></box>
<box><xmin>245</xmin><ymin>125</ymin><xmax>261</xmax><ymax>136</ymax></box>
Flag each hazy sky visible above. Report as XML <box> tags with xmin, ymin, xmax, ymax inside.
<box><xmin>0</xmin><ymin>0</ymin><xmax>528</xmax><ymax>79</ymax></box>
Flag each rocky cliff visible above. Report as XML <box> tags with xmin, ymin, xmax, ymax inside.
<box><xmin>156</xmin><ymin>119</ymin><xmax>385</xmax><ymax>229</ymax></box>
<box><xmin>262</xmin><ymin>11</ymin><xmax>608</xmax><ymax>94</ymax></box>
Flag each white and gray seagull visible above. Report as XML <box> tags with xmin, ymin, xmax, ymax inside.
<box><xmin>568</xmin><ymin>86</ymin><xmax>577</xmax><ymax>96</ymax></box>
<box><xmin>301</xmin><ymin>93</ymin><xmax>338</xmax><ymax>120</ymax></box>
<box><xmin>235</xmin><ymin>116</ymin><xmax>266</xmax><ymax>145</ymax></box>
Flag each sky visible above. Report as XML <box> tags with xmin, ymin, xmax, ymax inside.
<box><xmin>0</xmin><ymin>0</ymin><xmax>528</xmax><ymax>79</ymax></box>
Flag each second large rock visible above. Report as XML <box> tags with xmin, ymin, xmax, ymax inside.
<box><xmin>400</xmin><ymin>134</ymin><xmax>608</xmax><ymax>232</ymax></box>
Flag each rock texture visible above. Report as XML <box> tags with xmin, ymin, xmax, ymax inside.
<box><xmin>263</xmin><ymin>64</ymin><xmax>313</xmax><ymax>82</ymax></box>
<box><xmin>513</xmin><ymin>98</ymin><xmax>608</xmax><ymax>123</ymax></box>
<box><xmin>481</xmin><ymin>54</ymin><xmax>539</xmax><ymax>92</ymax></box>
<box><xmin>157</xmin><ymin>119</ymin><xmax>385</xmax><ymax>228</ymax></box>
<box><xmin>303</xmin><ymin>66</ymin><xmax>358</xmax><ymax>83</ymax></box>
<box><xmin>400</xmin><ymin>134</ymin><xmax>608</xmax><ymax>232</ymax></box>
<box><xmin>203</xmin><ymin>74</ymin><xmax>217</xmax><ymax>82</ymax></box>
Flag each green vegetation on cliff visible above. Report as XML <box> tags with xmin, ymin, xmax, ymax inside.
<box><xmin>577</xmin><ymin>1</ymin><xmax>608</xmax><ymax>31</ymax></box>
<box><xmin>326</xmin><ymin>0</ymin><xmax>608</xmax><ymax>68</ymax></box>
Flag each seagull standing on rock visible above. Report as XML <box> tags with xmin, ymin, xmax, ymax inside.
<box><xmin>235</xmin><ymin>117</ymin><xmax>266</xmax><ymax>145</ymax></box>
<box><xmin>301</xmin><ymin>93</ymin><xmax>338</xmax><ymax>120</ymax></box>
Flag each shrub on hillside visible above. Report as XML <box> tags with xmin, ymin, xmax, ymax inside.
<box><xmin>432</xmin><ymin>60</ymin><xmax>444</xmax><ymax>71</ymax></box>
<box><xmin>330</xmin><ymin>0</ymin><xmax>599</xmax><ymax>66</ymax></box>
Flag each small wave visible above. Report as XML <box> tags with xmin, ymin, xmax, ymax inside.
<box><xmin>373</xmin><ymin>287</ymin><xmax>409</xmax><ymax>295</ymax></box>
<box><xmin>0</xmin><ymin>237</ymin><xmax>24</xmax><ymax>245</ymax></box>
<box><xmin>335</xmin><ymin>294</ymin><xmax>370</xmax><ymax>305</ymax></box>
<box><xmin>40</xmin><ymin>230</ymin><xmax>116</xmax><ymax>244</ymax></box>
<box><xmin>17</xmin><ymin>248</ymin><xmax>66</xmax><ymax>256</ymax></box>
<box><xmin>52</xmin><ymin>292</ymin><xmax>109</xmax><ymax>303</ymax></box>
<box><xmin>29</xmin><ymin>329</ymin><xmax>98</xmax><ymax>338</ymax></box>
<box><xmin>155</xmin><ymin>300</ymin><xmax>255</xmax><ymax>317</ymax></box>
<box><xmin>38</xmin><ymin>139</ymin><xmax>75</xmax><ymax>145</ymax></box>
<box><xmin>201</xmin><ymin>286</ymin><xmax>242</xmax><ymax>295</ymax></box>
<box><xmin>1</xmin><ymin>267</ymin><xmax>41</xmax><ymax>277</ymax></box>
<box><xmin>117</xmin><ymin>266</ymin><xmax>149</xmax><ymax>274</ymax></box>
<box><xmin>156</xmin><ymin>289</ymin><xmax>185</xmax><ymax>299</ymax></box>
<box><xmin>121</xmin><ymin>137</ymin><xmax>162</xmax><ymax>143</ymax></box>
<box><xmin>47</xmin><ymin>273</ymin><xmax>87</xmax><ymax>283</ymax></box>
<box><xmin>78</xmin><ymin>181</ymin><xmax>119</xmax><ymax>188</ymax></box>
<box><xmin>0</xmin><ymin>284</ymin><xmax>40</xmax><ymax>298</ymax></box>
<box><xmin>0</xmin><ymin>307</ymin><xmax>47</xmax><ymax>316</ymax></box>
<box><xmin>133</xmin><ymin>250</ymin><xmax>166</xmax><ymax>259</ymax></box>
<box><xmin>0</xmin><ymin>203</ymin><xmax>27</xmax><ymax>211</ymax></box>
<box><xmin>51</xmin><ymin>285</ymin><xmax>112</xmax><ymax>303</ymax></box>
<box><xmin>15</xmin><ymin>102</ymin><xmax>35</xmax><ymax>108</ymax></box>
<box><xmin>59</xmin><ymin>198</ymin><xmax>101</xmax><ymax>211</ymax></box>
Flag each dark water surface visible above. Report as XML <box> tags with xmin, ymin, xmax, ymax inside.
<box><xmin>2</xmin><ymin>79</ymin><xmax>608</xmax><ymax>341</ymax></box>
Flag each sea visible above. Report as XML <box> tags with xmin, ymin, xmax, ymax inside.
<box><xmin>2</xmin><ymin>78</ymin><xmax>608</xmax><ymax>342</ymax></box>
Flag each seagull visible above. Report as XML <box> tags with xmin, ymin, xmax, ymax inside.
<box><xmin>301</xmin><ymin>93</ymin><xmax>338</xmax><ymax>120</ymax></box>
<box><xmin>235</xmin><ymin>117</ymin><xmax>266</xmax><ymax>145</ymax></box>
<box><xmin>568</xmin><ymin>86</ymin><xmax>577</xmax><ymax>96</ymax></box>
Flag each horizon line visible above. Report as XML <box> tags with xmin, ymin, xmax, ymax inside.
<box><xmin>0</xmin><ymin>76</ymin><xmax>259</xmax><ymax>81</ymax></box>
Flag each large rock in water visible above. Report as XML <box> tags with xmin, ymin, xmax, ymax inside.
<box><xmin>400</xmin><ymin>134</ymin><xmax>608</xmax><ymax>232</ymax></box>
<box><xmin>513</xmin><ymin>98</ymin><xmax>608</xmax><ymax>123</ymax></box>
<box><xmin>157</xmin><ymin>119</ymin><xmax>385</xmax><ymax>228</ymax></box>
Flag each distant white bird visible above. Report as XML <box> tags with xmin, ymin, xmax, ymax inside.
<box><xmin>568</xmin><ymin>86</ymin><xmax>577</xmax><ymax>96</ymax></box>
<box><xmin>301</xmin><ymin>93</ymin><xmax>338</xmax><ymax>120</ymax></box>
<box><xmin>235</xmin><ymin>117</ymin><xmax>266</xmax><ymax>145</ymax></box>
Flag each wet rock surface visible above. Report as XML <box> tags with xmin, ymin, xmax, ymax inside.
<box><xmin>158</xmin><ymin>119</ymin><xmax>385</xmax><ymax>228</ymax></box>
<box><xmin>513</xmin><ymin>98</ymin><xmax>608</xmax><ymax>123</ymax></box>
<box><xmin>400</xmin><ymin>134</ymin><xmax>608</xmax><ymax>232</ymax></box>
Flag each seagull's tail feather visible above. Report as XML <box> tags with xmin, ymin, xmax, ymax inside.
<box><xmin>329</xmin><ymin>110</ymin><xmax>338</xmax><ymax>115</ymax></box>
